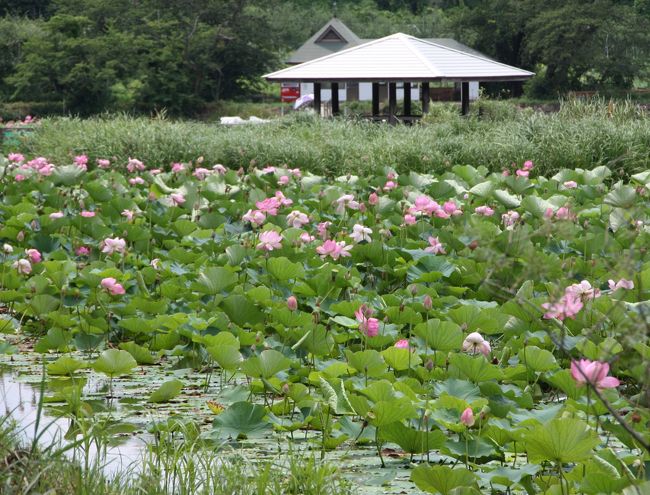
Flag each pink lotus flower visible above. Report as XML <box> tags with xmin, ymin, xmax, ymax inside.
<box><xmin>566</xmin><ymin>280</ymin><xmax>600</xmax><ymax>300</ymax></box>
<box><xmin>316</xmin><ymin>239</ymin><xmax>352</xmax><ymax>260</ymax></box>
<box><xmin>74</xmin><ymin>155</ymin><xmax>88</xmax><ymax>170</ymax></box>
<box><xmin>383</xmin><ymin>180</ymin><xmax>397</xmax><ymax>191</ymax></box>
<box><xmin>213</xmin><ymin>164</ymin><xmax>227</xmax><ymax>174</ymax></box>
<box><xmin>8</xmin><ymin>153</ymin><xmax>24</xmax><ymax>163</ymax></box>
<box><xmin>387</xmin><ymin>172</ymin><xmax>397</xmax><ymax>180</ymax></box>
<box><xmin>394</xmin><ymin>339</ymin><xmax>409</xmax><ymax>349</ymax></box>
<box><xmin>278</xmin><ymin>175</ymin><xmax>290</xmax><ymax>186</ymax></box>
<box><xmin>149</xmin><ymin>169</ymin><xmax>162</xmax><ymax>175</ymax></box>
<box><xmin>542</xmin><ymin>292</ymin><xmax>583</xmax><ymax>320</ymax></box>
<box><xmin>502</xmin><ymin>169</ymin><xmax>511</xmax><ymax>177</ymax></box>
<box><xmin>515</xmin><ymin>169</ymin><xmax>529</xmax><ymax>178</ymax></box>
<box><xmin>289</xmin><ymin>168</ymin><xmax>301</xmax><ymax>178</ymax></box>
<box><xmin>355</xmin><ymin>304</ymin><xmax>379</xmax><ymax>337</ymax></box>
<box><xmin>100</xmin><ymin>277</ymin><xmax>125</xmax><ymax>295</ymax></box>
<box><xmin>563</xmin><ymin>181</ymin><xmax>578</xmax><ymax>189</ymax></box>
<box><xmin>262</xmin><ymin>166</ymin><xmax>275</xmax><ymax>174</ymax></box>
<box><xmin>97</xmin><ymin>159</ymin><xmax>111</xmax><ymax>168</ymax></box>
<box><xmin>127</xmin><ymin>158</ymin><xmax>145</xmax><ymax>172</ymax></box>
<box><xmin>334</xmin><ymin>194</ymin><xmax>359</xmax><ymax>214</ymax></box>
<box><xmin>121</xmin><ymin>209</ymin><xmax>135</xmax><ymax>221</ymax></box>
<box><xmin>425</xmin><ymin>236</ymin><xmax>446</xmax><ymax>255</ymax></box>
<box><xmin>474</xmin><ymin>205</ymin><xmax>495</xmax><ymax>216</ymax></box>
<box><xmin>170</xmin><ymin>193</ymin><xmax>185</xmax><ymax>206</ymax></box>
<box><xmin>101</xmin><ymin>237</ymin><xmax>126</xmax><ymax>255</ymax></box>
<box><xmin>243</xmin><ymin>209</ymin><xmax>266</xmax><ymax>226</ymax></box>
<box><xmin>193</xmin><ymin>167</ymin><xmax>211</xmax><ymax>180</ymax></box>
<box><xmin>462</xmin><ymin>332</ymin><xmax>491</xmax><ymax>356</ymax></box>
<box><xmin>286</xmin><ymin>210</ymin><xmax>309</xmax><ymax>228</ymax></box>
<box><xmin>350</xmin><ymin>224</ymin><xmax>372</xmax><ymax>243</ymax></box>
<box><xmin>570</xmin><ymin>359</ymin><xmax>620</xmax><ymax>390</ymax></box>
<box><xmin>443</xmin><ymin>201</ymin><xmax>462</xmax><ymax>216</ymax></box>
<box><xmin>287</xmin><ymin>296</ymin><xmax>298</xmax><ymax>311</ymax></box>
<box><xmin>15</xmin><ymin>174</ymin><xmax>26</xmax><ymax>182</ymax></box>
<box><xmin>403</xmin><ymin>214</ymin><xmax>416</xmax><ymax>225</ymax></box>
<box><xmin>257</xmin><ymin>230</ymin><xmax>283</xmax><ymax>251</ymax></box>
<box><xmin>522</xmin><ymin>160</ymin><xmax>534</xmax><ymax>171</ymax></box>
<box><xmin>80</xmin><ymin>211</ymin><xmax>96</xmax><ymax>218</ymax></box>
<box><xmin>460</xmin><ymin>407</ymin><xmax>475</xmax><ymax>427</ymax></box>
<box><xmin>608</xmin><ymin>279</ymin><xmax>634</xmax><ymax>291</ymax></box>
<box><xmin>37</xmin><ymin>163</ymin><xmax>55</xmax><ymax>176</ymax></box>
<box><xmin>368</xmin><ymin>192</ymin><xmax>379</xmax><ymax>205</ymax></box>
<box><xmin>150</xmin><ymin>258</ymin><xmax>161</xmax><ymax>269</ymax></box>
<box><xmin>25</xmin><ymin>248</ymin><xmax>41</xmax><ymax>263</ymax></box>
<box><xmin>129</xmin><ymin>177</ymin><xmax>145</xmax><ymax>185</ymax></box>
<box><xmin>316</xmin><ymin>221</ymin><xmax>331</xmax><ymax>240</ymax></box>
<box><xmin>13</xmin><ymin>259</ymin><xmax>32</xmax><ymax>275</ymax></box>
<box><xmin>501</xmin><ymin>211</ymin><xmax>520</xmax><ymax>229</ymax></box>
<box><xmin>256</xmin><ymin>197</ymin><xmax>281</xmax><ymax>216</ymax></box>
<box><xmin>76</xmin><ymin>246</ymin><xmax>90</xmax><ymax>256</ymax></box>
<box><xmin>274</xmin><ymin>191</ymin><xmax>293</xmax><ymax>207</ymax></box>
<box><xmin>299</xmin><ymin>232</ymin><xmax>315</xmax><ymax>244</ymax></box>
<box><xmin>555</xmin><ymin>206</ymin><xmax>572</xmax><ymax>220</ymax></box>
<box><xmin>411</xmin><ymin>195</ymin><xmax>440</xmax><ymax>216</ymax></box>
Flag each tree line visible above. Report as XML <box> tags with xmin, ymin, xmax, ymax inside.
<box><xmin>0</xmin><ymin>0</ymin><xmax>648</xmax><ymax>116</ymax></box>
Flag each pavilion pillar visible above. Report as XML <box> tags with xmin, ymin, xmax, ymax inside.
<box><xmin>314</xmin><ymin>83</ymin><xmax>322</xmax><ymax>117</ymax></box>
<box><xmin>372</xmin><ymin>83</ymin><xmax>380</xmax><ymax>117</ymax></box>
<box><xmin>461</xmin><ymin>81</ymin><xmax>470</xmax><ymax>116</ymax></box>
<box><xmin>421</xmin><ymin>82</ymin><xmax>430</xmax><ymax>114</ymax></box>
<box><xmin>403</xmin><ymin>82</ymin><xmax>411</xmax><ymax>117</ymax></box>
<box><xmin>388</xmin><ymin>82</ymin><xmax>397</xmax><ymax>124</ymax></box>
<box><xmin>331</xmin><ymin>82</ymin><xmax>340</xmax><ymax>116</ymax></box>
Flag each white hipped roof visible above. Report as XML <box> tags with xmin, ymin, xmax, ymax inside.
<box><xmin>266</xmin><ymin>33</ymin><xmax>534</xmax><ymax>83</ymax></box>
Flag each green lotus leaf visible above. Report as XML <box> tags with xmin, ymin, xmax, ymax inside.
<box><xmin>380</xmin><ymin>421</ymin><xmax>446</xmax><ymax>454</ymax></box>
<box><xmin>411</xmin><ymin>465</ymin><xmax>479</xmax><ymax>495</ymax></box>
<box><xmin>241</xmin><ymin>349</ymin><xmax>291</xmax><ymax>379</ymax></box>
<box><xmin>93</xmin><ymin>349</ymin><xmax>138</xmax><ymax>378</ymax></box>
<box><xmin>148</xmin><ymin>379</ymin><xmax>184</xmax><ymax>403</ymax></box>
<box><xmin>212</xmin><ymin>401</ymin><xmax>270</xmax><ymax>439</ymax></box>
<box><xmin>47</xmin><ymin>356</ymin><xmax>87</xmax><ymax>375</ymax></box>
<box><xmin>524</xmin><ymin>418</ymin><xmax>599</xmax><ymax>463</ymax></box>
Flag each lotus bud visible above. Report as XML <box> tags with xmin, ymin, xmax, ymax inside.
<box><xmin>282</xmin><ymin>383</ymin><xmax>290</xmax><ymax>395</ymax></box>
<box><xmin>423</xmin><ymin>294</ymin><xmax>433</xmax><ymax>310</ymax></box>
<box><xmin>425</xmin><ymin>359</ymin><xmax>434</xmax><ymax>371</ymax></box>
<box><xmin>287</xmin><ymin>295</ymin><xmax>298</xmax><ymax>311</ymax></box>
<box><xmin>3</xmin><ymin>243</ymin><xmax>13</xmax><ymax>254</ymax></box>
<box><xmin>16</xmin><ymin>230</ymin><xmax>25</xmax><ymax>241</ymax></box>
<box><xmin>460</xmin><ymin>407</ymin><xmax>475</xmax><ymax>427</ymax></box>
<box><xmin>409</xmin><ymin>284</ymin><xmax>418</xmax><ymax>296</ymax></box>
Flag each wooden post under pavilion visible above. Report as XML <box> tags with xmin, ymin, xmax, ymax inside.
<box><xmin>403</xmin><ymin>82</ymin><xmax>411</xmax><ymax>117</ymax></box>
<box><xmin>314</xmin><ymin>83</ymin><xmax>322</xmax><ymax>116</ymax></box>
<box><xmin>331</xmin><ymin>82</ymin><xmax>340</xmax><ymax>116</ymax></box>
<box><xmin>388</xmin><ymin>82</ymin><xmax>397</xmax><ymax>123</ymax></box>
<box><xmin>421</xmin><ymin>82</ymin><xmax>430</xmax><ymax>114</ymax></box>
<box><xmin>372</xmin><ymin>83</ymin><xmax>380</xmax><ymax>117</ymax></box>
<box><xmin>461</xmin><ymin>81</ymin><xmax>470</xmax><ymax>116</ymax></box>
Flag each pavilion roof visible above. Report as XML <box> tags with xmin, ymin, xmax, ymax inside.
<box><xmin>268</xmin><ymin>33</ymin><xmax>534</xmax><ymax>83</ymax></box>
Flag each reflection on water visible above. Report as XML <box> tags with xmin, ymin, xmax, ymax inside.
<box><xmin>0</xmin><ymin>371</ymin><xmax>145</xmax><ymax>475</ymax></box>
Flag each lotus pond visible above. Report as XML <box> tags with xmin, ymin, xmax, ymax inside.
<box><xmin>1</xmin><ymin>153</ymin><xmax>649</xmax><ymax>494</ymax></box>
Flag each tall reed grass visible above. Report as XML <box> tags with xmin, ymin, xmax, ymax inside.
<box><xmin>12</xmin><ymin>99</ymin><xmax>649</xmax><ymax>177</ymax></box>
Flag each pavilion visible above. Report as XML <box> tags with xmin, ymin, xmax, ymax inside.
<box><xmin>265</xmin><ymin>33</ymin><xmax>534</xmax><ymax>121</ymax></box>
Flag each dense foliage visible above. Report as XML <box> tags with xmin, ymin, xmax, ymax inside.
<box><xmin>0</xmin><ymin>0</ymin><xmax>648</xmax><ymax>115</ymax></box>
<box><xmin>1</xmin><ymin>150</ymin><xmax>649</xmax><ymax>493</ymax></box>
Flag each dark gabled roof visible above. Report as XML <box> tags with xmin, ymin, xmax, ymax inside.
<box><xmin>287</xmin><ymin>18</ymin><xmax>364</xmax><ymax>64</ymax></box>
<box><xmin>288</xmin><ymin>19</ymin><xmax>495</xmax><ymax>65</ymax></box>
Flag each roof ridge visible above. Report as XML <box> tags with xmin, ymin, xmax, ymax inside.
<box><xmin>403</xmin><ymin>33</ymin><xmax>533</xmax><ymax>74</ymax></box>
<box><xmin>397</xmin><ymin>33</ymin><xmax>440</xmax><ymax>77</ymax></box>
